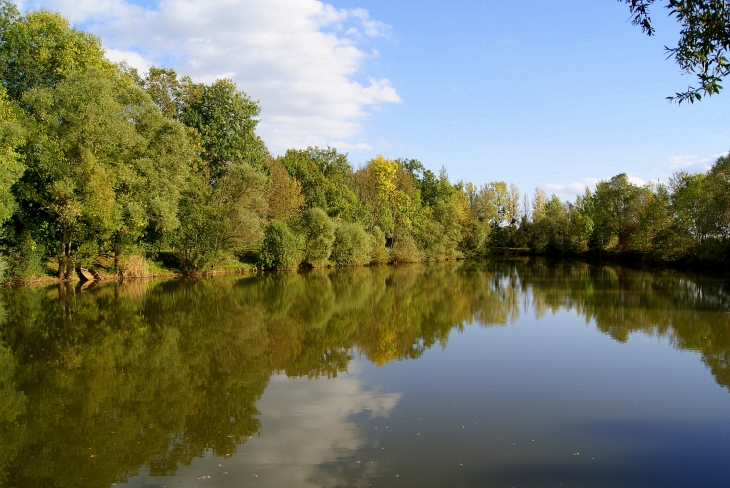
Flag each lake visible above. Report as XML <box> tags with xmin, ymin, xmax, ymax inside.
<box><xmin>1</xmin><ymin>259</ymin><xmax>729</xmax><ymax>487</ymax></box>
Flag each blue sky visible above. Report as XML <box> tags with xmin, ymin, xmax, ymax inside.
<box><xmin>17</xmin><ymin>0</ymin><xmax>730</xmax><ymax>200</ymax></box>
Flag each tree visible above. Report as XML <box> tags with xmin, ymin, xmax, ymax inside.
<box><xmin>331</xmin><ymin>222</ymin><xmax>372</xmax><ymax>266</ymax></box>
<box><xmin>622</xmin><ymin>0</ymin><xmax>730</xmax><ymax>102</ymax></box>
<box><xmin>18</xmin><ymin>67</ymin><xmax>137</xmax><ymax>277</ymax></box>
<box><xmin>139</xmin><ymin>66</ymin><xmax>184</xmax><ymax>119</ymax></box>
<box><xmin>590</xmin><ymin>173</ymin><xmax>651</xmax><ymax>251</ymax></box>
<box><xmin>14</xmin><ymin>65</ymin><xmax>195</xmax><ymax>276</ymax></box>
<box><xmin>179</xmin><ymin>78</ymin><xmax>268</xmax><ymax>177</ymax></box>
<box><xmin>278</xmin><ymin>147</ymin><xmax>360</xmax><ymax>220</ymax></box>
<box><xmin>354</xmin><ymin>155</ymin><xmax>420</xmax><ymax>239</ymax></box>
<box><xmin>670</xmin><ymin>171</ymin><xmax>710</xmax><ymax>240</ymax></box>
<box><xmin>0</xmin><ymin>3</ymin><xmax>113</xmax><ymax>101</ymax></box>
<box><xmin>265</xmin><ymin>157</ymin><xmax>304</xmax><ymax>223</ymax></box>
<box><xmin>176</xmin><ymin>162</ymin><xmax>268</xmax><ymax>271</ymax></box>
<box><xmin>0</xmin><ymin>85</ymin><xmax>24</xmax><ymax>225</ymax></box>
<box><xmin>300</xmin><ymin>207</ymin><xmax>335</xmax><ymax>267</ymax></box>
<box><xmin>259</xmin><ymin>219</ymin><xmax>303</xmax><ymax>270</ymax></box>
<box><xmin>702</xmin><ymin>154</ymin><xmax>730</xmax><ymax>238</ymax></box>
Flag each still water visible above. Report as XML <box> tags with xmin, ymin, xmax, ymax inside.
<box><xmin>1</xmin><ymin>259</ymin><xmax>729</xmax><ymax>487</ymax></box>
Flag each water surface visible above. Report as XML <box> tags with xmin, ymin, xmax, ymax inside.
<box><xmin>1</xmin><ymin>259</ymin><xmax>729</xmax><ymax>487</ymax></box>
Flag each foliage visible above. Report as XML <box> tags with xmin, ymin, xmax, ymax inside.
<box><xmin>0</xmin><ymin>2</ymin><xmax>113</xmax><ymax>101</ymax></box>
<box><xmin>392</xmin><ymin>233</ymin><xmax>422</xmax><ymax>263</ymax></box>
<box><xmin>0</xmin><ymin>85</ymin><xmax>24</xmax><ymax>225</ymax></box>
<box><xmin>259</xmin><ymin>220</ymin><xmax>304</xmax><ymax>270</ymax></box>
<box><xmin>622</xmin><ymin>0</ymin><xmax>730</xmax><ymax>102</ymax></box>
<box><xmin>3</xmin><ymin>2</ymin><xmax>730</xmax><ymax>278</ymax></box>
<box><xmin>4</xmin><ymin>232</ymin><xmax>44</xmax><ymax>282</ymax></box>
<box><xmin>266</xmin><ymin>157</ymin><xmax>305</xmax><ymax>223</ymax></box>
<box><xmin>300</xmin><ymin>207</ymin><xmax>335</xmax><ymax>267</ymax></box>
<box><xmin>369</xmin><ymin>226</ymin><xmax>391</xmax><ymax>264</ymax></box>
<box><xmin>278</xmin><ymin>147</ymin><xmax>360</xmax><ymax>220</ymax></box>
<box><xmin>179</xmin><ymin>78</ymin><xmax>268</xmax><ymax>176</ymax></box>
<box><xmin>13</xmin><ymin>66</ymin><xmax>194</xmax><ymax>277</ymax></box>
<box><xmin>331</xmin><ymin>222</ymin><xmax>372</xmax><ymax>266</ymax></box>
<box><xmin>176</xmin><ymin>163</ymin><xmax>268</xmax><ymax>271</ymax></box>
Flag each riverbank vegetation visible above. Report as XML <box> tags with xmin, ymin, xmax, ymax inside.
<box><xmin>1</xmin><ymin>2</ymin><xmax>729</xmax><ymax>283</ymax></box>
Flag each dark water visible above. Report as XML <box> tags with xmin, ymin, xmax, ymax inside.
<box><xmin>1</xmin><ymin>259</ymin><xmax>729</xmax><ymax>488</ymax></box>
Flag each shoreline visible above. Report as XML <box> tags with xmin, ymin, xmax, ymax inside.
<box><xmin>3</xmin><ymin>252</ymin><xmax>726</xmax><ymax>288</ymax></box>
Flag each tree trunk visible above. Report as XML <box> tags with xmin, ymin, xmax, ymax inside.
<box><xmin>58</xmin><ymin>221</ymin><xmax>67</xmax><ymax>279</ymax></box>
<box><xmin>114</xmin><ymin>230</ymin><xmax>121</xmax><ymax>269</ymax></box>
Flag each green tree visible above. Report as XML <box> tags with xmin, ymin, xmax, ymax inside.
<box><xmin>17</xmin><ymin>68</ymin><xmax>135</xmax><ymax>277</ymax></box>
<box><xmin>622</xmin><ymin>0</ymin><xmax>730</xmax><ymax>102</ymax></box>
<box><xmin>180</xmin><ymin>78</ymin><xmax>268</xmax><ymax>176</ymax></box>
<box><xmin>0</xmin><ymin>3</ymin><xmax>113</xmax><ymax>101</ymax></box>
<box><xmin>590</xmin><ymin>173</ymin><xmax>651</xmax><ymax>251</ymax></box>
<box><xmin>139</xmin><ymin>66</ymin><xmax>183</xmax><ymax>119</ymax></box>
<box><xmin>176</xmin><ymin>163</ymin><xmax>268</xmax><ymax>271</ymax></box>
<box><xmin>300</xmin><ymin>207</ymin><xmax>335</xmax><ymax>267</ymax></box>
<box><xmin>15</xmin><ymin>67</ymin><xmax>194</xmax><ymax>276</ymax></box>
<box><xmin>265</xmin><ymin>157</ymin><xmax>305</xmax><ymax>223</ymax></box>
<box><xmin>259</xmin><ymin>219</ymin><xmax>304</xmax><ymax>270</ymax></box>
<box><xmin>702</xmin><ymin>154</ymin><xmax>730</xmax><ymax>238</ymax></box>
<box><xmin>278</xmin><ymin>147</ymin><xmax>360</xmax><ymax>220</ymax></box>
<box><xmin>669</xmin><ymin>171</ymin><xmax>710</xmax><ymax>241</ymax></box>
<box><xmin>331</xmin><ymin>222</ymin><xmax>372</xmax><ymax>266</ymax></box>
<box><xmin>628</xmin><ymin>183</ymin><xmax>674</xmax><ymax>253</ymax></box>
<box><xmin>0</xmin><ymin>85</ymin><xmax>24</xmax><ymax>225</ymax></box>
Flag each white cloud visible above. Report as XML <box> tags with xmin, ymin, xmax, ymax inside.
<box><xmin>627</xmin><ymin>175</ymin><xmax>648</xmax><ymax>186</ymax></box>
<box><xmin>544</xmin><ymin>177</ymin><xmax>599</xmax><ymax>199</ymax></box>
<box><xmin>350</xmin><ymin>8</ymin><xmax>391</xmax><ymax>37</ymax></box>
<box><xmin>667</xmin><ymin>152</ymin><xmax>727</xmax><ymax>173</ymax></box>
<box><xmin>104</xmin><ymin>48</ymin><xmax>153</xmax><ymax>73</ymax></box>
<box><xmin>22</xmin><ymin>0</ymin><xmax>401</xmax><ymax>154</ymax></box>
<box><xmin>214</xmin><ymin>372</ymin><xmax>400</xmax><ymax>487</ymax></box>
<box><xmin>545</xmin><ymin>174</ymin><xmax>657</xmax><ymax>202</ymax></box>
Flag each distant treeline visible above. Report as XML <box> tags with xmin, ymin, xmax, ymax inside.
<box><xmin>1</xmin><ymin>2</ymin><xmax>729</xmax><ymax>282</ymax></box>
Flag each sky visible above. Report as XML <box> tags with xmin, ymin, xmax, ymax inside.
<box><xmin>16</xmin><ymin>0</ymin><xmax>730</xmax><ymax>201</ymax></box>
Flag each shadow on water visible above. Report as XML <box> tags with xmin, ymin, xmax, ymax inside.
<box><xmin>0</xmin><ymin>258</ymin><xmax>728</xmax><ymax>486</ymax></box>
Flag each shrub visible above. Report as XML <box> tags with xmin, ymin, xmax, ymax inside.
<box><xmin>0</xmin><ymin>254</ymin><xmax>7</xmax><ymax>283</ymax></box>
<box><xmin>369</xmin><ymin>226</ymin><xmax>390</xmax><ymax>264</ymax></box>
<box><xmin>301</xmin><ymin>207</ymin><xmax>335</xmax><ymax>267</ymax></box>
<box><xmin>392</xmin><ymin>234</ymin><xmax>422</xmax><ymax>263</ymax></box>
<box><xmin>331</xmin><ymin>223</ymin><xmax>372</xmax><ymax>266</ymax></box>
<box><xmin>5</xmin><ymin>234</ymin><xmax>44</xmax><ymax>282</ymax></box>
<box><xmin>119</xmin><ymin>254</ymin><xmax>151</xmax><ymax>279</ymax></box>
<box><xmin>259</xmin><ymin>220</ymin><xmax>304</xmax><ymax>270</ymax></box>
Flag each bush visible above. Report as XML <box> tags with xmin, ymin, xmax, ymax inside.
<box><xmin>0</xmin><ymin>254</ymin><xmax>7</xmax><ymax>283</ymax></box>
<box><xmin>331</xmin><ymin>223</ymin><xmax>372</xmax><ymax>266</ymax></box>
<box><xmin>301</xmin><ymin>207</ymin><xmax>335</xmax><ymax>267</ymax></box>
<box><xmin>118</xmin><ymin>254</ymin><xmax>151</xmax><ymax>278</ymax></box>
<box><xmin>392</xmin><ymin>234</ymin><xmax>422</xmax><ymax>263</ymax></box>
<box><xmin>369</xmin><ymin>226</ymin><xmax>390</xmax><ymax>264</ymax></box>
<box><xmin>5</xmin><ymin>234</ymin><xmax>44</xmax><ymax>282</ymax></box>
<box><xmin>259</xmin><ymin>220</ymin><xmax>304</xmax><ymax>270</ymax></box>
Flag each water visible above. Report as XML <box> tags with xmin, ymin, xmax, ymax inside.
<box><xmin>1</xmin><ymin>259</ymin><xmax>729</xmax><ymax>487</ymax></box>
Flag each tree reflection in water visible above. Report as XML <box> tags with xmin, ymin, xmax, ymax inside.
<box><xmin>0</xmin><ymin>259</ymin><xmax>728</xmax><ymax>486</ymax></box>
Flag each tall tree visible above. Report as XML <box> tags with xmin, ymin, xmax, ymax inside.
<box><xmin>265</xmin><ymin>157</ymin><xmax>305</xmax><ymax>223</ymax></box>
<box><xmin>0</xmin><ymin>85</ymin><xmax>24</xmax><ymax>225</ymax></box>
<box><xmin>179</xmin><ymin>78</ymin><xmax>268</xmax><ymax>177</ymax></box>
<box><xmin>590</xmin><ymin>173</ymin><xmax>651</xmax><ymax>251</ymax></box>
<box><xmin>0</xmin><ymin>3</ymin><xmax>113</xmax><ymax>101</ymax></box>
<box><xmin>15</xmin><ymin>66</ymin><xmax>194</xmax><ymax>276</ymax></box>
<box><xmin>278</xmin><ymin>147</ymin><xmax>360</xmax><ymax>220</ymax></box>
